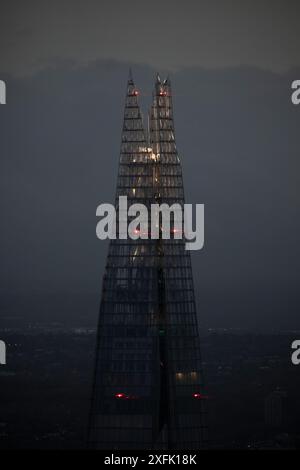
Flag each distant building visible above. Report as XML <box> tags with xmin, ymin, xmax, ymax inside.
<box><xmin>88</xmin><ymin>74</ymin><xmax>207</xmax><ymax>449</ymax></box>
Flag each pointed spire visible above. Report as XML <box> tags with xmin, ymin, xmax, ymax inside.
<box><xmin>121</xmin><ymin>73</ymin><xmax>147</xmax><ymax>161</ymax></box>
<box><xmin>163</xmin><ymin>75</ymin><xmax>172</xmax><ymax>97</ymax></box>
<box><xmin>126</xmin><ymin>68</ymin><xmax>139</xmax><ymax>98</ymax></box>
<box><xmin>128</xmin><ymin>67</ymin><xmax>134</xmax><ymax>85</ymax></box>
<box><xmin>163</xmin><ymin>75</ymin><xmax>171</xmax><ymax>86</ymax></box>
<box><xmin>150</xmin><ymin>73</ymin><xmax>176</xmax><ymax>156</ymax></box>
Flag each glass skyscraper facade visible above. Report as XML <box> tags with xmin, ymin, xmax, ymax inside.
<box><xmin>88</xmin><ymin>74</ymin><xmax>207</xmax><ymax>449</ymax></box>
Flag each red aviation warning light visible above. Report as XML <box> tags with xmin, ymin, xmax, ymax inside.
<box><xmin>114</xmin><ymin>392</ymin><xmax>138</xmax><ymax>400</ymax></box>
<box><xmin>171</xmin><ymin>227</ymin><xmax>182</xmax><ymax>235</ymax></box>
<box><xmin>193</xmin><ymin>393</ymin><xmax>208</xmax><ymax>400</ymax></box>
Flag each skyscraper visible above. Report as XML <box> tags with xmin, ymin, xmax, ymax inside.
<box><xmin>88</xmin><ymin>73</ymin><xmax>207</xmax><ymax>449</ymax></box>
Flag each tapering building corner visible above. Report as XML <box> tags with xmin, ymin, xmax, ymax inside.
<box><xmin>88</xmin><ymin>72</ymin><xmax>207</xmax><ymax>449</ymax></box>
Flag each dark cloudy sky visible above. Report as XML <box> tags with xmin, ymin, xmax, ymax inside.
<box><xmin>0</xmin><ymin>1</ymin><xmax>300</xmax><ymax>329</ymax></box>
<box><xmin>1</xmin><ymin>0</ymin><xmax>300</xmax><ymax>75</ymax></box>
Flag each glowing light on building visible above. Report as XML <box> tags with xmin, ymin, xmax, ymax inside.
<box><xmin>193</xmin><ymin>393</ymin><xmax>208</xmax><ymax>400</ymax></box>
<box><xmin>176</xmin><ymin>372</ymin><xmax>184</xmax><ymax>380</ymax></box>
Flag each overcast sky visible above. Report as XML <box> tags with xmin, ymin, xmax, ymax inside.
<box><xmin>1</xmin><ymin>0</ymin><xmax>300</xmax><ymax>76</ymax></box>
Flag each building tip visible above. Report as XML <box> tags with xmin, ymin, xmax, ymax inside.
<box><xmin>128</xmin><ymin>67</ymin><xmax>134</xmax><ymax>84</ymax></box>
<box><xmin>156</xmin><ymin>73</ymin><xmax>161</xmax><ymax>84</ymax></box>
